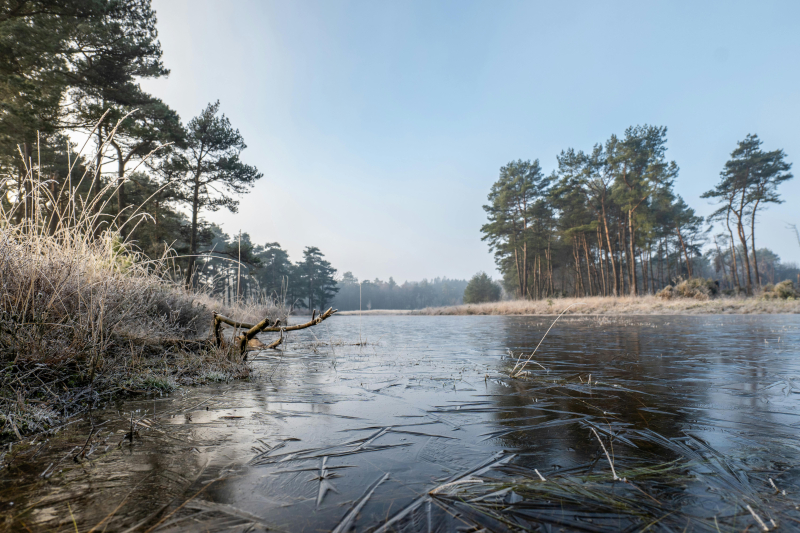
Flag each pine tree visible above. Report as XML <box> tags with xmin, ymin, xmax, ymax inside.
<box><xmin>609</xmin><ymin>126</ymin><xmax>678</xmax><ymax>295</ymax></box>
<box><xmin>463</xmin><ymin>272</ymin><xmax>501</xmax><ymax>304</ymax></box>
<box><xmin>253</xmin><ymin>242</ymin><xmax>292</xmax><ymax>300</ymax></box>
<box><xmin>176</xmin><ymin>101</ymin><xmax>263</xmax><ymax>287</ymax></box>
<box><xmin>703</xmin><ymin>135</ymin><xmax>792</xmax><ymax>291</ymax></box>
<box><xmin>481</xmin><ymin>160</ymin><xmax>552</xmax><ymax>299</ymax></box>
<box><xmin>297</xmin><ymin>246</ymin><xmax>339</xmax><ymax>311</ymax></box>
<box><xmin>0</xmin><ymin>0</ymin><xmax>174</xmax><ymax>225</ymax></box>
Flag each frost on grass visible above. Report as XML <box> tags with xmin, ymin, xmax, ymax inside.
<box><xmin>0</xmin><ymin>123</ymin><xmax>283</xmax><ymax>439</ymax></box>
<box><xmin>416</xmin><ymin>292</ymin><xmax>800</xmax><ymax>316</ymax></box>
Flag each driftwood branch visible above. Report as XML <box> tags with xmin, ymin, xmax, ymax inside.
<box><xmin>257</xmin><ymin>307</ymin><xmax>336</xmax><ymax>333</ymax></box>
<box><xmin>267</xmin><ymin>330</ymin><xmax>283</xmax><ymax>349</ymax></box>
<box><xmin>212</xmin><ymin>307</ymin><xmax>337</xmax><ymax>355</ymax></box>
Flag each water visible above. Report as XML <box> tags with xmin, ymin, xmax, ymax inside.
<box><xmin>2</xmin><ymin>314</ymin><xmax>800</xmax><ymax>532</ymax></box>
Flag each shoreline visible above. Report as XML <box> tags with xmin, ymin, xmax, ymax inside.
<box><xmin>334</xmin><ymin>296</ymin><xmax>800</xmax><ymax>316</ymax></box>
<box><xmin>336</xmin><ymin>309</ymin><xmax>414</xmax><ymax>316</ymax></box>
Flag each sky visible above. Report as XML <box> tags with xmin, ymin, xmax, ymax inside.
<box><xmin>141</xmin><ymin>0</ymin><xmax>800</xmax><ymax>283</ymax></box>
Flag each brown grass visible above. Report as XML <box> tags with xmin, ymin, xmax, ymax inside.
<box><xmin>413</xmin><ymin>295</ymin><xmax>800</xmax><ymax>316</ymax></box>
<box><xmin>0</xmin><ymin>117</ymin><xmax>282</xmax><ymax>439</ymax></box>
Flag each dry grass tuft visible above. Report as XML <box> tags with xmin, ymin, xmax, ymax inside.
<box><xmin>0</xmin><ymin>119</ymin><xmax>276</xmax><ymax>439</ymax></box>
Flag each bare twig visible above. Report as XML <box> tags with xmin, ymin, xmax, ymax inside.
<box><xmin>590</xmin><ymin>427</ymin><xmax>619</xmax><ymax>480</ymax></box>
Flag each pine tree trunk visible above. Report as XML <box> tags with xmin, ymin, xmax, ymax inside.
<box><xmin>619</xmin><ymin>238</ymin><xmax>624</xmax><ymax>292</ymax></box>
<box><xmin>514</xmin><ymin>247</ymin><xmax>523</xmax><ymax>298</ymax></box>
<box><xmin>583</xmin><ymin>235</ymin><xmax>593</xmax><ymax>296</ymax></box>
<box><xmin>184</xmin><ymin>171</ymin><xmax>201</xmax><ymax>289</ymax></box>
<box><xmin>735</xmin><ymin>216</ymin><xmax>753</xmax><ymax>294</ymax></box>
<box><xmin>628</xmin><ymin>210</ymin><xmax>638</xmax><ymax>296</ymax></box>
<box><xmin>601</xmin><ymin>205</ymin><xmax>618</xmax><ymax>296</ymax></box>
<box><xmin>522</xmin><ymin>241</ymin><xmax>528</xmax><ymax>299</ymax></box>
<box><xmin>676</xmin><ymin>226</ymin><xmax>692</xmax><ymax>278</ymax></box>
<box><xmin>112</xmin><ymin>141</ymin><xmax>126</xmax><ymax>235</ymax></box>
<box><xmin>750</xmin><ymin>199</ymin><xmax>761</xmax><ymax>287</ymax></box>
<box><xmin>640</xmin><ymin>250</ymin><xmax>648</xmax><ymax>294</ymax></box>
<box><xmin>596</xmin><ymin>225</ymin><xmax>607</xmax><ymax>296</ymax></box>
<box><xmin>713</xmin><ymin>237</ymin><xmax>727</xmax><ymax>288</ymax></box>
<box><xmin>726</xmin><ymin>214</ymin><xmax>740</xmax><ymax>290</ymax></box>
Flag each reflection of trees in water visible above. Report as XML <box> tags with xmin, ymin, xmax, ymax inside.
<box><xmin>490</xmin><ymin>316</ymin><xmax>786</xmax><ymax>471</ymax></box>
<box><xmin>459</xmin><ymin>316</ymin><xmax>800</xmax><ymax>531</ymax></box>
<box><xmin>7</xmin><ymin>316</ymin><xmax>797</xmax><ymax>531</ymax></box>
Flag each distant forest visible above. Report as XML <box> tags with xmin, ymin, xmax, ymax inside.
<box><xmin>482</xmin><ymin>127</ymin><xmax>795</xmax><ymax>299</ymax></box>
<box><xmin>187</xmin><ymin>229</ymin><xmax>466</xmax><ymax>311</ymax></box>
<box><xmin>333</xmin><ymin>275</ymin><xmax>468</xmax><ymax>311</ymax></box>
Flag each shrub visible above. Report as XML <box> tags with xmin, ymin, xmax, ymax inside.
<box><xmin>463</xmin><ymin>272</ymin><xmax>502</xmax><ymax>304</ymax></box>
<box><xmin>657</xmin><ymin>278</ymin><xmax>718</xmax><ymax>300</ymax></box>
<box><xmin>762</xmin><ymin>280</ymin><xmax>798</xmax><ymax>300</ymax></box>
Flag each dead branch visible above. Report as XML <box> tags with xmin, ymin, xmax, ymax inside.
<box><xmin>267</xmin><ymin>330</ymin><xmax>283</xmax><ymax>349</ymax></box>
<box><xmin>258</xmin><ymin>307</ymin><xmax>336</xmax><ymax>333</ymax></box>
<box><xmin>212</xmin><ymin>307</ymin><xmax>337</xmax><ymax>355</ymax></box>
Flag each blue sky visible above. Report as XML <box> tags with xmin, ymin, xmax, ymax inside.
<box><xmin>142</xmin><ymin>0</ymin><xmax>800</xmax><ymax>282</ymax></box>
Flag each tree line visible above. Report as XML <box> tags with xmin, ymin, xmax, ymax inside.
<box><xmin>0</xmin><ymin>0</ymin><xmax>342</xmax><ymax>310</ymax></box>
<box><xmin>197</xmin><ymin>228</ymin><xmax>339</xmax><ymax>312</ymax></box>
<box><xmin>332</xmin><ymin>274</ymin><xmax>468</xmax><ymax>311</ymax></box>
<box><xmin>481</xmin><ymin>126</ymin><xmax>793</xmax><ymax>299</ymax></box>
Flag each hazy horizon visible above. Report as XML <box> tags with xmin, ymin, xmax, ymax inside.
<box><xmin>141</xmin><ymin>0</ymin><xmax>800</xmax><ymax>282</ymax></box>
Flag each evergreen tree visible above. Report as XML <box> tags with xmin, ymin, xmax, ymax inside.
<box><xmin>252</xmin><ymin>242</ymin><xmax>292</xmax><ymax>300</ymax></box>
<box><xmin>481</xmin><ymin>160</ymin><xmax>552</xmax><ymax>299</ymax></box>
<box><xmin>341</xmin><ymin>272</ymin><xmax>358</xmax><ymax>285</ymax></box>
<box><xmin>703</xmin><ymin>135</ymin><xmax>792</xmax><ymax>292</ymax></box>
<box><xmin>743</xmin><ymin>136</ymin><xmax>792</xmax><ymax>285</ymax></box>
<box><xmin>671</xmin><ymin>196</ymin><xmax>705</xmax><ymax>278</ymax></box>
<box><xmin>478</xmin><ymin>125</ymin><xmax>732</xmax><ymax>299</ymax></box>
<box><xmin>122</xmin><ymin>171</ymin><xmax>189</xmax><ymax>257</ymax></box>
<box><xmin>0</xmin><ymin>0</ymin><xmax>174</xmax><ymax>225</ymax></box>
<box><xmin>463</xmin><ymin>272</ymin><xmax>501</xmax><ymax>304</ymax></box>
<box><xmin>608</xmin><ymin>126</ymin><xmax>678</xmax><ymax>295</ymax></box>
<box><xmin>296</xmin><ymin>246</ymin><xmax>338</xmax><ymax>311</ymax></box>
<box><xmin>176</xmin><ymin>101</ymin><xmax>263</xmax><ymax>287</ymax></box>
<box><xmin>0</xmin><ymin>1</ymin><xmax>91</xmax><ymax>185</ymax></box>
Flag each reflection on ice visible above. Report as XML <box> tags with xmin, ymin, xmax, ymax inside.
<box><xmin>2</xmin><ymin>315</ymin><xmax>800</xmax><ymax>531</ymax></box>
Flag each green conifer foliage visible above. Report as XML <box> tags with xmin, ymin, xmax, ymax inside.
<box><xmin>463</xmin><ymin>272</ymin><xmax>501</xmax><ymax>304</ymax></box>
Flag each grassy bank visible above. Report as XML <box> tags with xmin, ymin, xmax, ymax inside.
<box><xmin>413</xmin><ymin>295</ymin><xmax>800</xmax><ymax>316</ymax></box>
<box><xmin>0</xmin><ymin>221</ymin><xmax>285</xmax><ymax>439</ymax></box>
<box><xmin>0</xmin><ymin>153</ymin><xmax>283</xmax><ymax>441</ymax></box>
